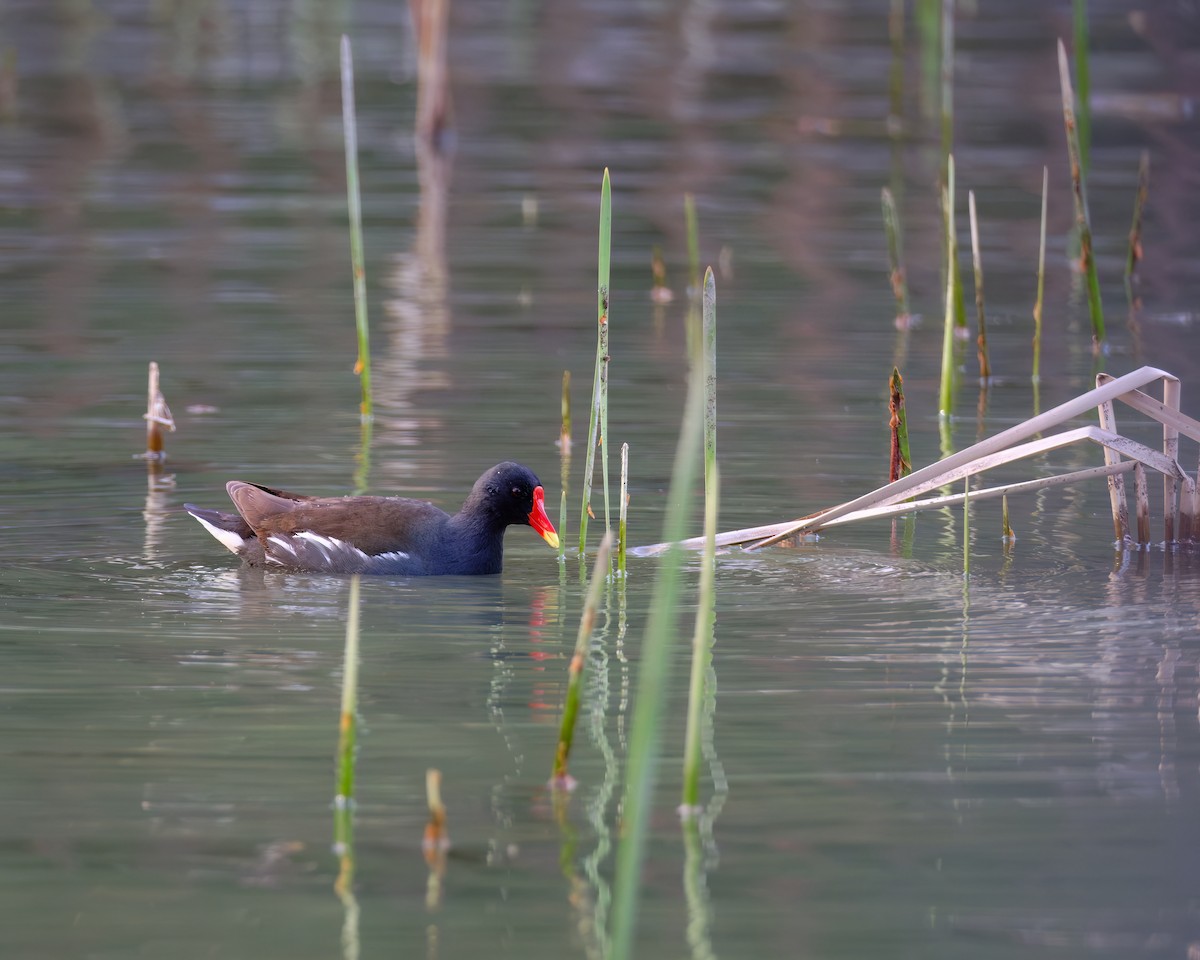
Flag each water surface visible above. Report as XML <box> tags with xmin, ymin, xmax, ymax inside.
<box><xmin>4</xmin><ymin>2</ymin><xmax>1200</xmax><ymax>958</ymax></box>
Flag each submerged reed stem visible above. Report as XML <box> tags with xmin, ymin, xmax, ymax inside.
<box><xmin>552</xmin><ymin>532</ymin><xmax>613</xmax><ymax>789</ymax></box>
<box><xmin>340</xmin><ymin>36</ymin><xmax>372</xmax><ymax>420</ymax></box>
<box><xmin>682</xmin><ymin>267</ymin><xmax>719</xmax><ymax>811</ymax></box>
<box><xmin>681</xmin><ymin>463</ymin><xmax>719</xmax><ymax>816</ymax></box>
<box><xmin>424</xmin><ymin>768</ymin><xmax>447</xmax><ymax>849</ymax></box>
<box><xmin>962</xmin><ymin>477</ymin><xmax>970</xmax><ymax>577</ymax></box>
<box><xmin>333</xmin><ymin>574</ymin><xmax>362</xmax><ymax>896</ymax></box>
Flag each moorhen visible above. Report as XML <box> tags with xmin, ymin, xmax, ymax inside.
<box><xmin>185</xmin><ymin>461</ymin><xmax>559</xmax><ymax>575</ymax></box>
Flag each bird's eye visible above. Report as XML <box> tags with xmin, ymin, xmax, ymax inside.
<box><xmin>511</xmin><ymin>486</ymin><xmax>522</xmax><ymax>498</ymax></box>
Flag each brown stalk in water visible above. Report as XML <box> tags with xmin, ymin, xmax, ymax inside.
<box><xmin>142</xmin><ymin>361</ymin><xmax>175</xmax><ymax>460</ymax></box>
<box><xmin>888</xmin><ymin>367</ymin><xmax>912</xmax><ymax>482</ymax></box>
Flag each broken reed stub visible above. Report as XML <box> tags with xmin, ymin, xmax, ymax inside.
<box><xmin>423</xmin><ymin>768</ymin><xmax>450</xmax><ymax>855</ymax></box>
<box><xmin>141</xmin><ymin>361</ymin><xmax>175</xmax><ymax>460</ymax></box>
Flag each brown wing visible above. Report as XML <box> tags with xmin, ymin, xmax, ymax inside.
<box><xmin>226</xmin><ymin>481</ymin><xmax>450</xmax><ymax>557</ymax></box>
<box><xmin>225</xmin><ymin>481</ymin><xmax>307</xmax><ymax>526</ymax></box>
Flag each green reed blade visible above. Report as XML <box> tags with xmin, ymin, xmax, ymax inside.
<box><xmin>1072</xmin><ymin>0</ymin><xmax>1091</xmax><ymax>174</ymax></box>
<box><xmin>579</xmin><ymin>169</ymin><xmax>612</xmax><ymax>556</ymax></box>
<box><xmin>340</xmin><ymin>36</ymin><xmax>372</xmax><ymax>421</ymax></box>
<box><xmin>1033</xmin><ymin>166</ymin><xmax>1048</xmax><ymax>384</ymax></box>
<box><xmin>939</xmin><ymin>0</ymin><xmax>954</xmax><ymax>170</ymax></box>
<box><xmin>1057</xmin><ymin>39</ymin><xmax>1106</xmax><ymax>353</ymax></box>
<box><xmin>609</xmin><ymin>273</ymin><xmax>709</xmax><ymax>960</ymax></box>
<box><xmin>703</xmin><ymin>266</ymin><xmax>717</xmax><ymax>504</ymax></box>
<box><xmin>939</xmin><ymin>155</ymin><xmax>958</xmax><ymax>417</ymax></box>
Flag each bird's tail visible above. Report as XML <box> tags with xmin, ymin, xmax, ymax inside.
<box><xmin>184</xmin><ymin>504</ymin><xmax>254</xmax><ymax>556</ymax></box>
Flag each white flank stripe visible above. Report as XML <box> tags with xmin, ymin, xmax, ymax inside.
<box><xmin>268</xmin><ymin>536</ymin><xmax>297</xmax><ymax>556</ymax></box>
<box><xmin>264</xmin><ymin>532</ymin><xmax>410</xmax><ymax>569</ymax></box>
<box><xmin>192</xmin><ymin>514</ymin><xmax>250</xmax><ymax>555</ymax></box>
<box><xmin>294</xmin><ymin>531</ymin><xmax>336</xmax><ymax>558</ymax></box>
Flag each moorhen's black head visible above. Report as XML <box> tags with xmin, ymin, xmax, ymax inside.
<box><xmin>468</xmin><ymin>461</ymin><xmax>559</xmax><ymax>547</ymax></box>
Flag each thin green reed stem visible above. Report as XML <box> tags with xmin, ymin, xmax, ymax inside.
<box><xmin>968</xmin><ymin>190</ymin><xmax>990</xmax><ymax>382</ymax></box>
<box><xmin>599</xmin><ymin>339</ymin><xmax>611</xmax><ymax>549</ymax></box>
<box><xmin>579</xmin><ymin>169</ymin><xmax>612</xmax><ymax>556</ymax></box>
<box><xmin>1072</xmin><ymin>0</ymin><xmax>1091</xmax><ymax>174</ymax></box>
<box><xmin>683</xmin><ymin>267</ymin><xmax>718</xmax><ymax>812</ymax></box>
<box><xmin>553</xmin><ymin>532</ymin><xmax>613</xmax><ymax>785</ymax></box>
<box><xmin>939</xmin><ymin>155</ymin><xmax>958</xmax><ymax>418</ymax></box>
<box><xmin>939</xmin><ymin>0</ymin><xmax>954</xmax><ymax>173</ymax></box>
<box><xmin>1057</xmin><ymin>39</ymin><xmax>1106</xmax><ymax>353</ymax></box>
<box><xmin>703</xmin><ymin>268</ymin><xmax>717</xmax><ymax>505</ymax></box>
<box><xmin>962</xmin><ymin>478</ymin><xmax>970</xmax><ymax>577</ymax></box>
<box><xmin>340</xmin><ymin>36</ymin><xmax>371</xmax><ymax>421</ymax></box>
<box><xmin>618</xmin><ymin>443</ymin><xmax>629</xmax><ymax>577</ymax></box>
<box><xmin>560</xmin><ymin>371</ymin><xmax>571</xmax><ymax>562</ymax></box>
<box><xmin>681</xmin><ymin>463</ymin><xmax>719</xmax><ymax>814</ymax></box>
<box><xmin>1033</xmin><ymin>166</ymin><xmax>1048</xmax><ymax>384</ymax></box>
<box><xmin>609</xmin><ymin>300</ymin><xmax>707</xmax><ymax>960</ymax></box>
<box><xmin>940</xmin><ymin>0</ymin><xmax>966</xmax><ymax>336</ymax></box>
